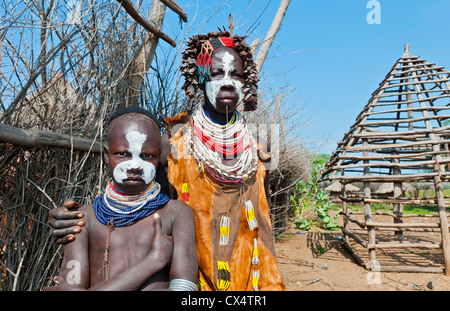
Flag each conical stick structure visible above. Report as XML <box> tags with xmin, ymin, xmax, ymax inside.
<box><xmin>320</xmin><ymin>45</ymin><xmax>450</xmax><ymax>275</ymax></box>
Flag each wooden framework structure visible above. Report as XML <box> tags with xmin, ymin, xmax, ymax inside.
<box><xmin>319</xmin><ymin>44</ymin><xmax>450</xmax><ymax>275</ymax></box>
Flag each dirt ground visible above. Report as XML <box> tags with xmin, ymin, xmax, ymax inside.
<box><xmin>275</xmin><ymin>219</ymin><xmax>450</xmax><ymax>291</ymax></box>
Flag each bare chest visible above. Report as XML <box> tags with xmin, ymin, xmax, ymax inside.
<box><xmin>88</xmin><ymin>218</ymin><xmax>155</xmax><ymax>278</ymax></box>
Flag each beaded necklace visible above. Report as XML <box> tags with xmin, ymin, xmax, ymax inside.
<box><xmin>94</xmin><ymin>181</ymin><xmax>169</xmax><ymax>281</ymax></box>
<box><xmin>183</xmin><ymin>104</ymin><xmax>261</xmax><ymax>290</ymax></box>
<box><xmin>93</xmin><ymin>181</ymin><xmax>169</xmax><ymax>227</ymax></box>
<box><xmin>187</xmin><ymin>104</ymin><xmax>258</xmax><ymax>183</ymax></box>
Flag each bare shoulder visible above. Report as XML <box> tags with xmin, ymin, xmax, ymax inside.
<box><xmin>157</xmin><ymin>199</ymin><xmax>194</xmax><ymax>235</ymax></box>
<box><xmin>78</xmin><ymin>204</ymin><xmax>96</xmax><ymax>226</ymax></box>
<box><xmin>78</xmin><ymin>204</ymin><xmax>93</xmax><ymax>215</ymax></box>
<box><xmin>164</xmin><ymin>199</ymin><xmax>193</xmax><ymax>217</ymax></box>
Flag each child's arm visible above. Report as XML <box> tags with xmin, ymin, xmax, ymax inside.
<box><xmin>46</xmin><ymin>207</ymin><xmax>90</xmax><ymax>290</ymax></box>
<box><xmin>48</xmin><ymin>212</ymin><xmax>173</xmax><ymax>291</ymax></box>
<box><xmin>88</xmin><ymin>213</ymin><xmax>173</xmax><ymax>291</ymax></box>
<box><xmin>166</xmin><ymin>200</ymin><xmax>198</xmax><ymax>290</ymax></box>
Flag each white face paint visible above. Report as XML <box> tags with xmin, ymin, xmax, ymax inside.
<box><xmin>113</xmin><ymin>131</ymin><xmax>156</xmax><ymax>185</ymax></box>
<box><xmin>205</xmin><ymin>51</ymin><xmax>244</xmax><ymax>109</ymax></box>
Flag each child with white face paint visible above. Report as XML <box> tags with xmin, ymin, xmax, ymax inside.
<box><xmin>113</xmin><ymin>131</ymin><xmax>156</xmax><ymax>185</ymax></box>
<box><xmin>103</xmin><ymin>113</ymin><xmax>162</xmax><ymax>195</ymax></box>
<box><xmin>47</xmin><ymin>108</ymin><xmax>198</xmax><ymax>292</ymax></box>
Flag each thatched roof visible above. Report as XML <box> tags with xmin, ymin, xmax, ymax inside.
<box><xmin>2</xmin><ymin>73</ymin><xmax>94</xmax><ymax>132</ymax></box>
<box><xmin>375</xmin><ymin>182</ymin><xmax>415</xmax><ymax>194</ymax></box>
<box><xmin>325</xmin><ymin>181</ymin><xmax>360</xmax><ymax>193</ymax></box>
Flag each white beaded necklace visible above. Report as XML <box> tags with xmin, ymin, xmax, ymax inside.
<box><xmin>187</xmin><ymin>104</ymin><xmax>258</xmax><ymax>182</ymax></box>
<box><xmin>104</xmin><ymin>181</ymin><xmax>161</xmax><ymax>214</ymax></box>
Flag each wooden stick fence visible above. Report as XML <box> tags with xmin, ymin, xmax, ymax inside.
<box><xmin>320</xmin><ymin>44</ymin><xmax>450</xmax><ymax>275</ymax></box>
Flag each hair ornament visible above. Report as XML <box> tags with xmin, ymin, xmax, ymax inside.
<box><xmin>196</xmin><ymin>37</ymin><xmax>235</xmax><ymax>84</ymax></box>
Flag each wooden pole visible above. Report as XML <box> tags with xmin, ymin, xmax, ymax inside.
<box><xmin>362</xmin><ymin>139</ymin><xmax>377</xmax><ymax>269</ymax></box>
<box><xmin>392</xmin><ymin>151</ymin><xmax>403</xmax><ymax>242</ymax></box>
<box><xmin>433</xmin><ymin>146</ymin><xmax>450</xmax><ymax>276</ymax></box>
<box><xmin>340</xmin><ymin>178</ymin><xmax>349</xmax><ymax>244</ymax></box>
<box><xmin>409</xmin><ymin>64</ymin><xmax>450</xmax><ymax>276</ymax></box>
<box><xmin>0</xmin><ymin>123</ymin><xmax>101</xmax><ymax>153</ymax></box>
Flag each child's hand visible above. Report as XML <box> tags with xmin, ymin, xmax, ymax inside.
<box><xmin>150</xmin><ymin>213</ymin><xmax>173</xmax><ymax>266</ymax></box>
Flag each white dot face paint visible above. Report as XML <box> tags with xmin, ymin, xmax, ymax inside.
<box><xmin>205</xmin><ymin>51</ymin><xmax>244</xmax><ymax>109</ymax></box>
<box><xmin>113</xmin><ymin>131</ymin><xmax>156</xmax><ymax>185</ymax></box>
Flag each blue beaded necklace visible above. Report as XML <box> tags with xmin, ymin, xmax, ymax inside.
<box><xmin>93</xmin><ymin>182</ymin><xmax>169</xmax><ymax>227</ymax></box>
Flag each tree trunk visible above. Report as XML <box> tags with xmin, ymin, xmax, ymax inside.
<box><xmin>126</xmin><ymin>0</ymin><xmax>167</xmax><ymax>106</ymax></box>
<box><xmin>254</xmin><ymin>0</ymin><xmax>291</xmax><ymax>74</ymax></box>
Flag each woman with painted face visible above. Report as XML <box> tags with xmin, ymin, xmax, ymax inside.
<box><xmin>47</xmin><ymin>108</ymin><xmax>198</xmax><ymax>291</ymax></box>
<box><xmin>204</xmin><ymin>47</ymin><xmax>244</xmax><ymax>116</ymax></box>
<box><xmin>164</xmin><ymin>31</ymin><xmax>285</xmax><ymax>291</ymax></box>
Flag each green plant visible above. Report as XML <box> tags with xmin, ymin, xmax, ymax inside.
<box><xmin>290</xmin><ymin>156</ymin><xmax>339</xmax><ymax>231</ymax></box>
<box><xmin>316</xmin><ymin>246</ymin><xmax>327</xmax><ymax>255</ymax></box>
<box><xmin>294</xmin><ymin>216</ymin><xmax>312</xmax><ymax>231</ymax></box>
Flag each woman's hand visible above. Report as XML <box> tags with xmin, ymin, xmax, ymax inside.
<box><xmin>48</xmin><ymin>199</ymin><xmax>85</xmax><ymax>244</ymax></box>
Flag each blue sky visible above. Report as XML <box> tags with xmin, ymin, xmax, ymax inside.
<box><xmin>166</xmin><ymin>0</ymin><xmax>450</xmax><ymax>155</ymax></box>
<box><xmin>5</xmin><ymin>1</ymin><xmax>449</xmax><ymax>156</ymax></box>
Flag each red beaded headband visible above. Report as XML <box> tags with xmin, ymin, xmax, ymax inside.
<box><xmin>196</xmin><ymin>37</ymin><xmax>235</xmax><ymax>83</ymax></box>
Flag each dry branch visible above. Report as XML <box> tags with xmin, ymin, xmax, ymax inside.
<box><xmin>116</xmin><ymin>0</ymin><xmax>176</xmax><ymax>47</ymax></box>
<box><xmin>0</xmin><ymin>123</ymin><xmax>101</xmax><ymax>153</ymax></box>
<box><xmin>159</xmin><ymin>0</ymin><xmax>187</xmax><ymax>22</ymax></box>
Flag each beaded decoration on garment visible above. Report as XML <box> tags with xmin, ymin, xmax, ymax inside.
<box><xmin>186</xmin><ymin>104</ymin><xmax>258</xmax><ymax>183</ymax></box>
